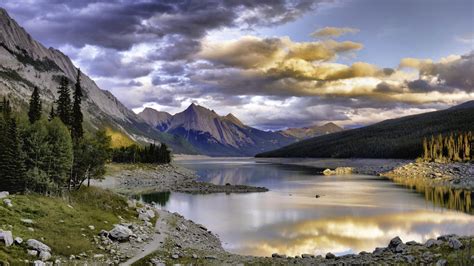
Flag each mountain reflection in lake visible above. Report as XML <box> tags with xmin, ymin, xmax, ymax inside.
<box><xmin>135</xmin><ymin>158</ymin><xmax>474</xmax><ymax>257</ymax></box>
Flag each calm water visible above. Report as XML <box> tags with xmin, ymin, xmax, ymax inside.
<box><xmin>136</xmin><ymin>158</ymin><xmax>474</xmax><ymax>257</ymax></box>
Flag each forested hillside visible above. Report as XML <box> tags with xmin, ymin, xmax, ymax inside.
<box><xmin>256</xmin><ymin>102</ymin><xmax>474</xmax><ymax>159</ymax></box>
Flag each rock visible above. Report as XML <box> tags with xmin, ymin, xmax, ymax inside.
<box><xmin>109</xmin><ymin>225</ymin><xmax>133</xmax><ymax>241</ymax></box>
<box><xmin>404</xmin><ymin>255</ymin><xmax>415</xmax><ymax>263</ymax></box>
<box><xmin>99</xmin><ymin>230</ymin><xmax>109</xmax><ymax>237</ymax></box>
<box><xmin>205</xmin><ymin>255</ymin><xmax>217</xmax><ymax>260</ymax></box>
<box><xmin>33</xmin><ymin>260</ymin><xmax>45</xmax><ymax>266</ymax></box>
<box><xmin>435</xmin><ymin>259</ymin><xmax>447</xmax><ymax>266</ymax></box>
<box><xmin>0</xmin><ymin>191</ymin><xmax>9</xmax><ymax>199</ymax></box>
<box><xmin>14</xmin><ymin>237</ymin><xmax>23</xmax><ymax>244</ymax></box>
<box><xmin>315</xmin><ymin>195</ymin><xmax>320</xmax><ymax>198</ymax></box>
<box><xmin>395</xmin><ymin>243</ymin><xmax>407</xmax><ymax>253</ymax></box>
<box><xmin>425</xmin><ymin>239</ymin><xmax>441</xmax><ymax>248</ymax></box>
<box><xmin>28</xmin><ymin>227</ymin><xmax>35</xmax><ymax>232</ymax></box>
<box><xmin>21</xmin><ymin>218</ymin><xmax>34</xmax><ymax>224</ymax></box>
<box><xmin>448</xmin><ymin>238</ymin><xmax>463</xmax><ymax>250</ymax></box>
<box><xmin>192</xmin><ymin>254</ymin><xmax>198</xmax><ymax>259</ymax></box>
<box><xmin>3</xmin><ymin>198</ymin><xmax>12</xmax><ymax>207</ymax></box>
<box><xmin>28</xmin><ymin>249</ymin><xmax>39</xmax><ymax>256</ymax></box>
<box><xmin>88</xmin><ymin>225</ymin><xmax>95</xmax><ymax>230</ymax></box>
<box><xmin>39</xmin><ymin>251</ymin><xmax>51</xmax><ymax>261</ymax></box>
<box><xmin>271</xmin><ymin>253</ymin><xmax>286</xmax><ymax>258</ymax></box>
<box><xmin>0</xmin><ymin>230</ymin><xmax>13</xmax><ymax>247</ymax></box>
<box><xmin>406</xmin><ymin>240</ymin><xmax>418</xmax><ymax>245</ymax></box>
<box><xmin>437</xmin><ymin>234</ymin><xmax>457</xmax><ymax>241</ymax></box>
<box><xmin>27</xmin><ymin>239</ymin><xmax>51</xmax><ymax>253</ymax></box>
<box><xmin>388</xmin><ymin>236</ymin><xmax>404</xmax><ymax>252</ymax></box>
<box><xmin>335</xmin><ymin>167</ymin><xmax>353</xmax><ymax>175</ymax></box>
<box><xmin>325</xmin><ymin>252</ymin><xmax>336</xmax><ymax>259</ymax></box>
<box><xmin>301</xmin><ymin>254</ymin><xmax>313</xmax><ymax>258</ymax></box>
<box><xmin>171</xmin><ymin>254</ymin><xmax>179</xmax><ymax>259</ymax></box>
<box><xmin>373</xmin><ymin>247</ymin><xmax>385</xmax><ymax>256</ymax></box>
<box><xmin>323</xmin><ymin>169</ymin><xmax>336</xmax><ymax>175</ymax></box>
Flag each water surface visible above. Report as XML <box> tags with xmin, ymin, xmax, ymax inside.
<box><xmin>137</xmin><ymin>158</ymin><xmax>474</xmax><ymax>256</ymax></box>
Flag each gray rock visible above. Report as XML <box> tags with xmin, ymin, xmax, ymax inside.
<box><xmin>404</xmin><ymin>255</ymin><xmax>415</xmax><ymax>263</ymax></box>
<box><xmin>171</xmin><ymin>254</ymin><xmax>179</xmax><ymax>259</ymax></box>
<box><xmin>0</xmin><ymin>230</ymin><xmax>13</xmax><ymax>247</ymax></box>
<box><xmin>448</xmin><ymin>238</ymin><xmax>463</xmax><ymax>250</ymax></box>
<box><xmin>389</xmin><ymin>236</ymin><xmax>403</xmax><ymax>250</ymax></box>
<box><xmin>325</xmin><ymin>252</ymin><xmax>336</xmax><ymax>259</ymax></box>
<box><xmin>28</xmin><ymin>249</ymin><xmax>39</xmax><ymax>256</ymax></box>
<box><xmin>425</xmin><ymin>238</ymin><xmax>441</xmax><ymax>248</ymax></box>
<box><xmin>3</xmin><ymin>198</ymin><xmax>12</xmax><ymax>207</ymax></box>
<box><xmin>395</xmin><ymin>243</ymin><xmax>407</xmax><ymax>253</ymax></box>
<box><xmin>271</xmin><ymin>253</ymin><xmax>287</xmax><ymax>258</ymax></box>
<box><xmin>21</xmin><ymin>218</ymin><xmax>34</xmax><ymax>224</ymax></box>
<box><xmin>27</xmin><ymin>239</ymin><xmax>51</xmax><ymax>253</ymax></box>
<box><xmin>33</xmin><ymin>260</ymin><xmax>45</xmax><ymax>266</ymax></box>
<box><xmin>301</xmin><ymin>254</ymin><xmax>313</xmax><ymax>258</ymax></box>
<box><xmin>14</xmin><ymin>237</ymin><xmax>23</xmax><ymax>244</ymax></box>
<box><xmin>0</xmin><ymin>191</ymin><xmax>9</xmax><ymax>199</ymax></box>
<box><xmin>39</xmin><ymin>251</ymin><xmax>51</xmax><ymax>261</ymax></box>
<box><xmin>192</xmin><ymin>254</ymin><xmax>198</xmax><ymax>259</ymax></box>
<box><xmin>437</xmin><ymin>234</ymin><xmax>457</xmax><ymax>241</ymax></box>
<box><xmin>435</xmin><ymin>259</ymin><xmax>447</xmax><ymax>266</ymax></box>
<box><xmin>205</xmin><ymin>255</ymin><xmax>217</xmax><ymax>260</ymax></box>
<box><xmin>109</xmin><ymin>225</ymin><xmax>133</xmax><ymax>241</ymax></box>
<box><xmin>373</xmin><ymin>247</ymin><xmax>386</xmax><ymax>256</ymax></box>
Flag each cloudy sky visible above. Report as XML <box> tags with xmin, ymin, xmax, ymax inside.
<box><xmin>4</xmin><ymin>0</ymin><xmax>474</xmax><ymax>130</ymax></box>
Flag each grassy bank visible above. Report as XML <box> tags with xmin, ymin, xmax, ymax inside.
<box><xmin>0</xmin><ymin>186</ymin><xmax>137</xmax><ymax>263</ymax></box>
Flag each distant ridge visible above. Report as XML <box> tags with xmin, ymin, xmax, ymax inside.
<box><xmin>257</xmin><ymin>101</ymin><xmax>474</xmax><ymax>159</ymax></box>
<box><xmin>280</xmin><ymin>122</ymin><xmax>343</xmax><ymax>140</ymax></box>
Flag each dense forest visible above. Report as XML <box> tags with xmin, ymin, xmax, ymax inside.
<box><xmin>257</xmin><ymin>101</ymin><xmax>474</xmax><ymax>159</ymax></box>
<box><xmin>422</xmin><ymin>132</ymin><xmax>473</xmax><ymax>162</ymax></box>
<box><xmin>0</xmin><ymin>70</ymin><xmax>171</xmax><ymax>194</ymax></box>
<box><xmin>112</xmin><ymin>143</ymin><xmax>171</xmax><ymax>164</ymax></box>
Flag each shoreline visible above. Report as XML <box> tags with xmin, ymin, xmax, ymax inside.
<box><xmin>92</xmin><ymin>159</ymin><xmax>473</xmax><ymax>265</ymax></box>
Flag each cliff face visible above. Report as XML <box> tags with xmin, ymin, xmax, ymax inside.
<box><xmin>0</xmin><ymin>8</ymin><xmax>195</xmax><ymax>153</ymax></box>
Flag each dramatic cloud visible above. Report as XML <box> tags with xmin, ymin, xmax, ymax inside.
<box><xmin>311</xmin><ymin>26</ymin><xmax>360</xmax><ymax>38</ymax></box>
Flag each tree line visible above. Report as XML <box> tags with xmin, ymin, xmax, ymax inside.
<box><xmin>111</xmin><ymin>143</ymin><xmax>171</xmax><ymax>164</ymax></box>
<box><xmin>422</xmin><ymin>132</ymin><xmax>473</xmax><ymax>163</ymax></box>
<box><xmin>0</xmin><ymin>70</ymin><xmax>111</xmax><ymax>194</ymax></box>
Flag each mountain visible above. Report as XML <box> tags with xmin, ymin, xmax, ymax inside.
<box><xmin>280</xmin><ymin>122</ymin><xmax>343</xmax><ymax>140</ymax></box>
<box><xmin>0</xmin><ymin>8</ymin><xmax>195</xmax><ymax>153</ymax></box>
<box><xmin>257</xmin><ymin>101</ymin><xmax>474</xmax><ymax>159</ymax></box>
<box><xmin>139</xmin><ymin>104</ymin><xmax>297</xmax><ymax>156</ymax></box>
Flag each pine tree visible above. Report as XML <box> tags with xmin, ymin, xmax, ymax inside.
<box><xmin>56</xmin><ymin>76</ymin><xmax>72</xmax><ymax>127</ymax></box>
<box><xmin>28</xmin><ymin>86</ymin><xmax>42</xmax><ymax>124</ymax></box>
<box><xmin>72</xmin><ymin>69</ymin><xmax>84</xmax><ymax>140</ymax></box>
<box><xmin>48</xmin><ymin>105</ymin><xmax>56</xmax><ymax>121</ymax></box>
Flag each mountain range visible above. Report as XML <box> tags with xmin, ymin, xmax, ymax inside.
<box><xmin>257</xmin><ymin>101</ymin><xmax>474</xmax><ymax>159</ymax></box>
<box><xmin>138</xmin><ymin>105</ymin><xmax>343</xmax><ymax>156</ymax></box>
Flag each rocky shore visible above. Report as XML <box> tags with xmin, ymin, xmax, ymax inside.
<box><xmin>382</xmin><ymin>162</ymin><xmax>474</xmax><ymax>190</ymax></box>
<box><xmin>135</xmin><ymin>208</ymin><xmax>473</xmax><ymax>265</ymax></box>
<box><xmin>93</xmin><ymin>164</ymin><xmax>268</xmax><ymax>194</ymax></box>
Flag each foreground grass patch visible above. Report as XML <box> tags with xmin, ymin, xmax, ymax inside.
<box><xmin>0</xmin><ymin>186</ymin><xmax>137</xmax><ymax>263</ymax></box>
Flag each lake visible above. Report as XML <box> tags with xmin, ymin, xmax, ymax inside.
<box><xmin>136</xmin><ymin>158</ymin><xmax>474</xmax><ymax>257</ymax></box>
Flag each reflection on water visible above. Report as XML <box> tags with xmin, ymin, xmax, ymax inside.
<box><xmin>133</xmin><ymin>191</ymin><xmax>170</xmax><ymax>206</ymax></box>
<box><xmin>389</xmin><ymin>175</ymin><xmax>472</xmax><ymax>213</ymax></box>
<box><xmin>135</xmin><ymin>158</ymin><xmax>474</xmax><ymax>257</ymax></box>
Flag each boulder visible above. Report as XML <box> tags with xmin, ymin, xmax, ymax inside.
<box><xmin>3</xmin><ymin>198</ymin><xmax>12</xmax><ymax>207</ymax></box>
<box><xmin>436</xmin><ymin>259</ymin><xmax>447</xmax><ymax>266</ymax></box>
<box><xmin>27</xmin><ymin>239</ymin><xmax>51</xmax><ymax>253</ymax></box>
<box><xmin>425</xmin><ymin>238</ymin><xmax>441</xmax><ymax>248</ymax></box>
<box><xmin>21</xmin><ymin>218</ymin><xmax>34</xmax><ymax>224</ymax></box>
<box><xmin>33</xmin><ymin>260</ymin><xmax>45</xmax><ymax>266</ymax></box>
<box><xmin>335</xmin><ymin>167</ymin><xmax>353</xmax><ymax>175</ymax></box>
<box><xmin>448</xmin><ymin>238</ymin><xmax>463</xmax><ymax>250</ymax></box>
<box><xmin>109</xmin><ymin>225</ymin><xmax>133</xmax><ymax>241</ymax></box>
<box><xmin>28</xmin><ymin>249</ymin><xmax>39</xmax><ymax>256</ymax></box>
<box><xmin>0</xmin><ymin>191</ymin><xmax>9</xmax><ymax>199</ymax></box>
<box><xmin>325</xmin><ymin>252</ymin><xmax>336</xmax><ymax>259</ymax></box>
<box><xmin>39</xmin><ymin>251</ymin><xmax>51</xmax><ymax>261</ymax></box>
<box><xmin>14</xmin><ymin>237</ymin><xmax>23</xmax><ymax>245</ymax></box>
<box><xmin>0</xmin><ymin>230</ymin><xmax>13</xmax><ymax>247</ymax></box>
<box><xmin>388</xmin><ymin>236</ymin><xmax>403</xmax><ymax>252</ymax></box>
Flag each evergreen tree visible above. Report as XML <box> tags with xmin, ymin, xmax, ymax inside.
<box><xmin>72</xmin><ymin>69</ymin><xmax>84</xmax><ymax>140</ymax></box>
<box><xmin>48</xmin><ymin>105</ymin><xmax>56</xmax><ymax>121</ymax></box>
<box><xmin>56</xmin><ymin>76</ymin><xmax>72</xmax><ymax>127</ymax></box>
<box><xmin>45</xmin><ymin>117</ymin><xmax>73</xmax><ymax>187</ymax></box>
<box><xmin>28</xmin><ymin>86</ymin><xmax>42</xmax><ymax>124</ymax></box>
<box><xmin>0</xmin><ymin>98</ymin><xmax>26</xmax><ymax>193</ymax></box>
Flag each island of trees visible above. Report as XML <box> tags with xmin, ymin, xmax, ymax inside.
<box><xmin>0</xmin><ymin>70</ymin><xmax>171</xmax><ymax>194</ymax></box>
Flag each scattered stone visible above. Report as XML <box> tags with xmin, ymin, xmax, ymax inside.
<box><xmin>171</xmin><ymin>254</ymin><xmax>179</xmax><ymax>259</ymax></box>
<box><xmin>21</xmin><ymin>218</ymin><xmax>34</xmax><ymax>224</ymax></box>
<box><xmin>0</xmin><ymin>191</ymin><xmax>9</xmax><ymax>199</ymax></box>
<box><xmin>99</xmin><ymin>230</ymin><xmax>109</xmax><ymax>237</ymax></box>
<box><xmin>448</xmin><ymin>238</ymin><xmax>463</xmax><ymax>250</ymax></box>
<box><xmin>94</xmin><ymin>254</ymin><xmax>104</xmax><ymax>259</ymax></box>
<box><xmin>192</xmin><ymin>254</ymin><xmax>198</xmax><ymax>259</ymax></box>
<box><xmin>39</xmin><ymin>251</ymin><xmax>51</xmax><ymax>261</ymax></box>
<box><xmin>28</xmin><ymin>249</ymin><xmax>39</xmax><ymax>256</ymax></box>
<box><xmin>388</xmin><ymin>236</ymin><xmax>403</xmax><ymax>250</ymax></box>
<box><xmin>33</xmin><ymin>260</ymin><xmax>45</xmax><ymax>266</ymax></box>
<box><xmin>323</xmin><ymin>169</ymin><xmax>335</xmax><ymax>175</ymax></box>
<box><xmin>3</xmin><ymin>198</ymin><xmax>12</xmax><ymax>207</ymax></box>
<box><xmin>0</xmin><ymin>230</ymin><xmax>13</xmax><ymax>247</ymax></box>
<box><xmin>88</xmin><ymin>225</ymin><xmax>95</xmax><ymax>230</ymax></box>
<box><xmin>109</xmin><ymin>225</ymin><xmax>133</xmax><ymax>241</ymax></box>
<box><xmin>301</xmin><ymin>254</ymin><xmax>313</xmax><ymax>258</ymax></box>
<box><xmin>435</xmin><ymin>259</ymin><xmax>447</xmax><ymax>266</ymax></box>
<box><xmin>425</xmin><ymin>239</ymin><xmax>441</xmax><ymax>248</ymax></box>
<box><xmin>14</xmin><ymin>237</ymin><xmax>23</xmax><ymax>244</ymax></box>
<box><xmin>325</xmin><ymin>252</ymin><xmax>336</xmax><ymax>259</ymax></box>
<box><xmin>28</xmin><ymin>227</ymin><xmax>35</xmax><ymax>232</ymax></box>
<box><xmin>27</xmin><ymin>239</ymin><xmax>51</xmax><ymax>253</ymax></box>
<box><xmin>404</xmin><ymin>255</ymin><xmax>415</xmax><ymax>263</ymax></box>
<box><xmin>205</xmin><ymin>255</ymin><xmax>217</xmax><ymax>260</ymax></box>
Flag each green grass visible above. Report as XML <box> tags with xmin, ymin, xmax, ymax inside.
<box><xmin>0</xmin><ymin>186</ymin><xmax>137</xmax><ymax>264</ymax></box>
